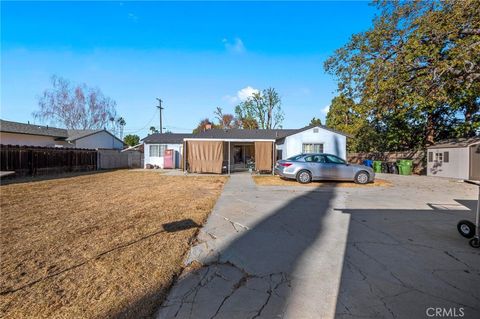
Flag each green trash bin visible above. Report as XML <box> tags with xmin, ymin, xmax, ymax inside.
<box><xmin>373</xmin><ymin>160</ymin><xmax>383</xmax><ymax>173</ymax></box>
<box><xmin>397</xmin><ymin>159</ymin><xmax>413</xmax><ymax>175</ymax></box>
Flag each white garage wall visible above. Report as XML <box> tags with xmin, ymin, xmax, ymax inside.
<box><xmin>74</xmin><ymin>131</ymin><xmax>123</xmax><ymax>149</ymax></box>
<box><xmin>144</xmin><ymin>143</ymin><xmax>183</xmax><ymax>168</ymax></box>
<box><xmin>0</xmin><ymin>132</ymin><xmax>70</xmax><ymax>147</ymax></box>
<box><xmin>427</xmin><ymin>147</ymin><xmax>469</xmax><ymax>180</ymax></box>
<box><xmin>283</xmin><ymin>127</ymin><xmax>347</xmax><ymax>159</ymax></box>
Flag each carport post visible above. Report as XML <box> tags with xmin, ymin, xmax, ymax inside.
<box><xmin>183</xmin><ymin>141</ymin><xmax>187</xmax><ymax>173</ymax></box>
<box><xmin>228</xmin><ymin>141</ymin><xmax>231</xmax><ymax>175</ymax></box>
<box><xmin>272</xmin><ymin>141</ymin><xmax>275</xmax><ymax>175</ymax></box>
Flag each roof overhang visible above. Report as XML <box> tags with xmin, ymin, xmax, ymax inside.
<box><xmin>184</xmin><ymin>138</ymin><xmax>276</xmax><ymax>142</ymax></box>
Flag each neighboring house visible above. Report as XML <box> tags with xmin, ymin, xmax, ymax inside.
<box><xmin>142</xmin><ymin>125</ymin><xmax>347</xmax><ymax>173</ymax></box>
<box><xmin>66</xmin><ymin>129</ymin><xmax>124</xmax><ymax>149</ymax></box>
<box><xmin>427</xmin><ymin>137</ymin><xmax>480</xmax><ymax>180</ymax></box>
<box><xmin>142</xmin><ymin>133</ymin><xmax>193</xmax><ymax>169</ymax></box>
<box><xmin>0</xmin><ymin>119</ymin><xmax>124</xmax><ymax>149</ymax></box>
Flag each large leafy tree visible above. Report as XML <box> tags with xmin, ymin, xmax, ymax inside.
<box><xmin>309</xmin><ymin>117</ymin><xmax>322</xmax><ymax>126</ymax></box>
<box><xmin>325</xmin><ymin>0</ymin><xmax>480</xmax><ymax>150</ymax></box>
<box><xmin>193</xmin><ymin>118</ymin><xmax>217</xmax><ymax>134</ymax></box>
<box><xmin>214</xmin><ymin>107</ymin><xmax>238</xmax><ymax>129</ymax></box>
<box><xmin>34</xmin><ymin>75</ymin><xmax>118</xmax><ymax>130</ymax></box>
<box><xmin>235</xmin><ymin>88</ymin><xmax>284</xmax><ymax>129</ymax></box>
<box><xmin>123</xmin><ymin>134</ymin><xmax>140</xmax><ymax>147</ymax></box>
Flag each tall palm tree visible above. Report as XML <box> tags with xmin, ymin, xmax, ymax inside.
<box><xmin>117</xmin><ymin>117</ymin><xmax>126</xmax><ymax>140</ymax></box>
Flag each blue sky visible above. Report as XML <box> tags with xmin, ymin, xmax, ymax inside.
<box><xmin>1</xmin><ymin>1</ymin><xmax>377</xmax><ymax>137</ymax></box>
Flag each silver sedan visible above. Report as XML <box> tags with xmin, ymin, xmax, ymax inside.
<box><xmin>274</xmin><ymin>153</ymin><xmax>375</xmax><ymax>184</ymax></box>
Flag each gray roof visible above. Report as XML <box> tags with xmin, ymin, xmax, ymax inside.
<box><xmin>0</xmin><ymin>119</ymin><xmax>68</xmax><ymax>138</ymax></box>
<box><xmin>142</xmin><ymin>133</ymin><xmax>194</xmax><ymax>144</ymax></box>
<box><xmin>428</xmin><ymin>136</ymin><xmax>480</xmax><ymax>149</ymax></box>
<box><xmin>0</xmin><ymin>119</ymin><xmax>123</xmax><ymax>144</ymax></box>
<box><xmin>187</xmin><ymin>125</ymin><xmax>349</xmax><ymax>140</ymax></box>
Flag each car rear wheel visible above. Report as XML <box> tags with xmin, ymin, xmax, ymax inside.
<box><xmin>296</xmin><ymin>170</ymin><xmax>312</xmax><ymax>184</ymax></box>
<box><xmin>354</xmin><ymin>171</ymin><xmax>369</xmax><ymax>184</ymax></box>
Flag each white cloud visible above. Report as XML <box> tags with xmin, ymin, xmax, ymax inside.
<box><xmin>223</xmin><ymin>86</ymin><xmax>260</xmax><ymax>104</ymax></box>
<box><xmin>237</xmin><ymin>86</ymin><xmax>259</xmax><ymax>101</ymax></box>
<box><xmin>222</xmin><ymin>37</ymin><xmax>246</xmax><ymax>54</ymax></box>
<box><xmin>321</xmin><ymin>105</ymin><xmax>330</xmax><ymax>114</ymax></box>
<box><xmin>128</xmin><ymin>13</ymin><xmax>139</xmax><ymax>22</ymax></box>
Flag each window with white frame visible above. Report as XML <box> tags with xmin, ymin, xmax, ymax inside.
<box><xmin>435</xmin><ymin>152</ymin><xmax>443</xmax><ymax>162</ymax></box>
<box><xmin>149</xmin><ymin>144</ymin><xmax>167</xmax><ymax>157</ymax></box>
<box><xmin>302</xmin><ymin>143</ymin><xmax>324</xmax><ymax>153</ymax></box>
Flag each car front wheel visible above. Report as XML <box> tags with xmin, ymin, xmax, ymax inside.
<box><xmin>296</xmin><ymin>170</ymin><xmax>312</xmax><ymax>184</ymax></box>
<box><xmin>354</xmin><ymin>171</ymin><xmax>369</xmax><ymax>184</ymax></box>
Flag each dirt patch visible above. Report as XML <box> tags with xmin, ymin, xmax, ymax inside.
<box><xmin>0</xmin><ymin>170</ymin><xmax>227</xmax><ymax>318</ymax></box>
<box><xmin>252</xmin><ymin>175</ymin><xmax>392</xmax><ymax>187</ymax></box>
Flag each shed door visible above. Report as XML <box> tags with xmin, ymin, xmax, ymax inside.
<box><xmin>470</xmin><ymin>144</ymin><xmax>480</xmax><ymax>180</ymax></box>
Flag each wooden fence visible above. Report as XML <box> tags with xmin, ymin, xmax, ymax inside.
<box><xmin>96</xmin><ymin>149</ymin><xmax>144</xmax><ymax>169</ymax></box>
<box><xmin>0</xmin><ymin>145</ymin><xmax>97</xmax><ymax>177</ymax></box>
<box><xmin>347</xmin><ymin>150</ymin><xmax>426</xmax><ymax>174</ymax></box>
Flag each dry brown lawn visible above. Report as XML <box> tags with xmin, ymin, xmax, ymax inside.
<box><xmin>0</xmin><ymin>170</ymin><xmax>227</xmax><ymax>318</ymax></box>
<box><xmin>252</xmin><ymin>175</ymin><xmax>392</xmax><ymax>187</ymax></box>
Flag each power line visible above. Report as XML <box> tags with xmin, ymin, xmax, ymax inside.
<box><xmin>156</xmin><ymin>98</ymin><xmax>164</xmax><ymax>134</ymax></box>
<box><xmin>122</xmin><ymin>108</ymin><xmax>159</xmax><ymax>134</ymax></box>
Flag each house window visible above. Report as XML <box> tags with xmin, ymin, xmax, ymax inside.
<box><xmin>443</xmin><ymin>151</ymin><xmax>449</xmax><ymax>163</ymax></box>
<box><xmin>428</xmin><ymin>152</ymin><xmax>433</xmax><ymax>162</ymax></box>
<box><xmin>435</xmin><ymin>152</ymin><xmax>443</xmax><ymax>162</ymax></box>
<box><xmin>313</xmin><ymin>128</ymin><xmax>319</xmax><ymax>133</ymax></box>
<box><xmin>276</xmin><ymin>150</ymin><xmax>283</xmax><ymax>161</ymax></box>
<box><xmin>302</xmin><ymin>143</ymin><xmax>324</xmax><ymax>153</ymax></box>
<box><xmin>149</xmin><ymin>144</ymin><xmax>167</xmax><ymax>157</ymax></box>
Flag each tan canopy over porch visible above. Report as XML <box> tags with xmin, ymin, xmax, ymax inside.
<box><xmin>186</xmin><ymin>140</ymin><xmax>223</xmax><ymax>174</ymax></box>
<box><xmin>254</xmin><ymin>141</ymin><xmax>273</xmax><ymax>172</ymax></box>
<box><xmin>184</xmin><ymin>139</ymin><xmax>275</xmax><ymax>174</ymax></box>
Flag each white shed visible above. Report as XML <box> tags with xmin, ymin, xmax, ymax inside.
<box><xmin>427</xmin><ymin>137</ymin><xmax>480</xmax><ymax>180</ymax></box>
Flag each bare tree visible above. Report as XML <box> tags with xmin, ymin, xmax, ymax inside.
<box><xmin>34</xmin><ymin>75</ymin><xmax>117</xmax><ymax>130</ymax></box>
<box><xmin>235</xmin><ymin>87</ymin><xmax>284</xmax><ymax>129</ymax></box>
<box><xmin>214</xmin><ymin>107</ymin><xmax>237</xmax><ymax>129</ymax></box>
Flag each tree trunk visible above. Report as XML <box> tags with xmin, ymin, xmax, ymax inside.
<box><xmin>464</xmin><ymin>100</ymin><xmax>478</xmax><ymax>138</ymax></box>
<box><xmin>425</xmin><ymin>112</ymin><xmax>435</xmax><ymax>146</ymax></box>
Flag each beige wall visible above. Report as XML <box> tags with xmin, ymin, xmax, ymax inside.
<box><xmin>74</xmin><ymin>131</ymin><xmax>123</xmax><ymax>149</ymax></box>
<box><xmin>0</xmin><ymin>132</ymin><xmax>70</xmax><ymax>147</ymax></box>
<box><xmin>427</xmin><ymin>147</ymin><xmax>469</xmax><ymax>180</ymax></box>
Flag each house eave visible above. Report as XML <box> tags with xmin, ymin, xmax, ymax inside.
<box><xmin>183</xmin><ymin>138</ymin><xmax>276</xmax><ymax>142</ymax></box>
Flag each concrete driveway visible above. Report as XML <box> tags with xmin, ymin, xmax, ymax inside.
<box><xmin>156</xmin><ymin>173</ymin><xmax>480</xmax><ymax>319</ymax></box>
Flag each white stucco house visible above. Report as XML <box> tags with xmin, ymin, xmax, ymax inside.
<box><xmin>142</xmin><ymin>125</ymin><xmax>348</xmax><ymax>173</ymax></box>
<box><xmin>427</xmin><ymin>137</ymin><xmax>480</xmax><ymax>180</ymax></box>
<box><xmin>0</xmin><ymin>119</ymin><xmax>124</xmax><ymax>149</ymax></box>
<box><xmin>142</xmin><ymin>133</ymin><xmax>193</xmax><ymax>169</ymax></box>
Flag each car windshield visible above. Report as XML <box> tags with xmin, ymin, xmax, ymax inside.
<box><xmin>325</xmin><ymin>155</ymin><xmax>346</xmax><ymax>164</ymax></box>
<box><xmin>286</xmin><ymin>154</ymin><xmax>305</xmax><ymax>161</ymax></box>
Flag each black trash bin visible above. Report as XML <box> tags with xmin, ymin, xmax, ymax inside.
<box><xmin>387</xmin><ymin>162</ymin><xmax>398</xmax><ymax>174</ymax></box>
<box><xmin>381</xmin><ymin>162</ymin><xmax>389</xmax><ymax>173</ymax></box>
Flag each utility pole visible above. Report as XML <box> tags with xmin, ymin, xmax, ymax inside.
<box><xmin>156</xmin><ymin>98</ymin><xmax>164</xmax><ymax>134</ymax></box>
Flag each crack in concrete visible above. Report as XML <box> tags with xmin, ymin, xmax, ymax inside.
<box><xmin>209</xmin><ymin>274</ymin><xmax>248</xmax><ymax>319</ymax></box>
<box><xmin>443</xmin><ymin>251</ymin><xmax>473</xmax><ymax>269</ymax></box>
<box><xmin>163</xmin><ymin>259</ymin><xmax>291</xmax><ymax>319</ymax></box>
<box><xmin>215</xmin><ymin>214</ymin><xmax>250</xmax><ymax>232</ymax></box>
<box><xmin>251</xmin><ymin>273</ymin><xmax>290</xmax><ymax>319</ymax></box>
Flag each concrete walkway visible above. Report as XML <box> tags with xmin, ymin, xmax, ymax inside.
<box><xmin>157</xmin><ymin>173</ymin><xmax>480</xmax><ymax>319</ymax></box>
